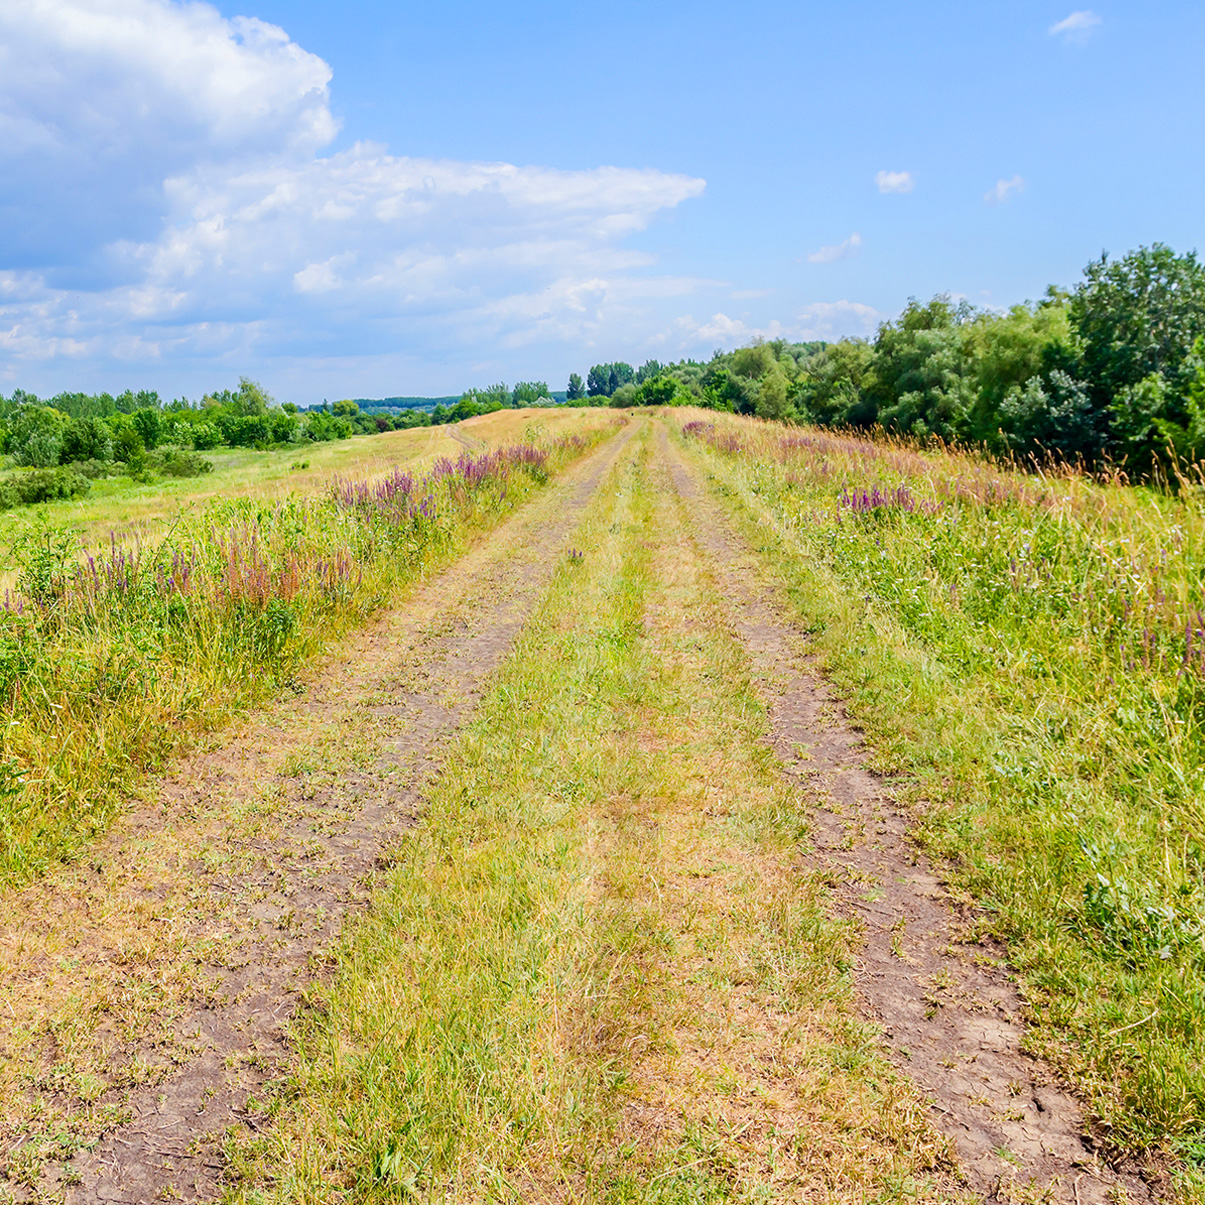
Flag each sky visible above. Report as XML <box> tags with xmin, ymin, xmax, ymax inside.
<box><xmin>1</xmin><ymin>0</ymin><xmax>1203</xmax><ymax>403</ymax></box>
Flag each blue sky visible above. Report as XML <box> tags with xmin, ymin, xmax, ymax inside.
<box><xmin>0</xmin><ymin>0</ymin><xmax>1202</xmax><ymax>402</ymax></box>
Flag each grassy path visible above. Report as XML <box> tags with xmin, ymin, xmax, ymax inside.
<box><xmin>658</xmin><ymin>423</ymin><xmax>1159</xmax><ymax>1204</ymax></box>
<box><xmin>224</xmin><ymin>424</ymin><xmax>963</xmax><ymax>1204</ymax></box>
<box><xmin>3</xmin><ymin>416</ymin><xmax>1181</xmax><ymax>1203</ymax></box>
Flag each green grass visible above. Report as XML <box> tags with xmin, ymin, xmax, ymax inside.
<box><xmin>226</xmin><ymin>428</ymin><xmax>961</xmax><ymax>1204</ymax></box>
<box><xmin>0</xmin><ymin>423</ymin><xmax>607</xmax><ymax>889</ymax></box>
<box><xmin>674</xmin><ymin>410</ymin><xmax>1205</xmax><ymax>1170</ymax></box>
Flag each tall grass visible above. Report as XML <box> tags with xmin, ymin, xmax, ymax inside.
<box><xmin>678</xmin><ymin>412</ymin><xmax>1205</xmax><ymax>1163</ymax></box>
<box><xmin>0</xmin><ymin>435</ymin><xmax>602</xmax><ymax>889</ymax></box>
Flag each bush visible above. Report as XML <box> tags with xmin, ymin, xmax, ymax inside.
<box><xmin>60</xmin><ymin>417</ymin><xmax>113</xmax><ymax>464</ymax></box>
<box><xmin>192</xmin><ymin>423</ymin><xmax>222</xmax><ymax>451</ymax></box>
<box><xmin>9</xmin><ymin>407</ymin><xmax>68</xmax><ymax>468</ymax></box>
<box><xmin>66</xmin><ymin>459</ymin><xmax>116</xmax><ymax>480</ymax></box>
<box><xmin>0</xmin><ymin>467</ymin><xmax>91</xmax><ymax>509</ymax></box>
<box><xmin>305</xmin><ymin>412</ymin><xmax>353</xmax><ymax>442</ymax></box>
<box><xmin>147</xmin><ymin>447</ymin><xmax>213</xmax><ymax>478</ymax></box>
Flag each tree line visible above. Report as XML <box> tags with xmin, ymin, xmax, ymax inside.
<box><xmin>572</xmin><ymin>243</ymin><xmax>1205</xmax><ymax>477</ymax></box>
<box><xmin>0</xmin><ymin>377</ymin><xmax>569</xmax><ymax>480</ymax></box>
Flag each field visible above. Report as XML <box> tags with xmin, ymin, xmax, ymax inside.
<box><xmin>0</xmin><ymin>409</ymin><xmax>592</xmax><ymax>581</ymax></box>
<box><xmin>0</xmin><ymin>409</ymin><xmax>1201</xmax><ymax>1204</ymax></box>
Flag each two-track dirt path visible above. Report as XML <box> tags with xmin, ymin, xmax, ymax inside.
<box><xmin>1</xmin><ymin>425</ymin><xmax>632</xmax><ymax>1204</ymax></box>
<box><xmin>0</xmin><ymin>418</ymin><xmax>1170</xmax><ymax>1204</ymax></box>
<box><xmin>659</xmin><ymin>421</ymin><xmax>1160</xmax><ymax>1204</ymax></box>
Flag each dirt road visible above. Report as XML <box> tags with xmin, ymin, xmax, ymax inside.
<box><xmin>2</xmin><ymin>426</ymin><xmax>632</xmax><ymax>1203</ymax></box>
<box><xmin>0</xmin><ymin>418</ymin><xmax>1166</xmax><ymax>1203</ymax></box>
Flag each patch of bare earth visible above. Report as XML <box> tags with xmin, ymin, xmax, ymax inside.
<box><xmin>659</xmin><ymin>424</ymin><xmax>1162</xmax><ymax>1205</ymax></box>
<box><xmin>0</xmin><ymin>426</ymin><xmax>632</xmax><ymax>1205</ymax></box>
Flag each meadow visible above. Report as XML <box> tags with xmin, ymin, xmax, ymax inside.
<box><xmin>0</xmin><ymin>408</ymin><xmax>595</xmax><ymax>581</ymax></box>
<box><xmin>673</xmin><ymin>409</ymin><xmax>1205</xmax><ymax>1166</ymax></box>
<box><xmin>0</xmin><ymin>409</ymin><xmax>614</xmax><ymax>889</ymax></box>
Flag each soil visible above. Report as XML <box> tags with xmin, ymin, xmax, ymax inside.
<box><xmin>659</xmin><ymin>424</ymin><xmax>1163</xmax><ymax>1204</ymax></box>
<box><xmin>2</xmin><ymin>425</ymin><xmax>631</xmax><ymax>1204</ymax></box>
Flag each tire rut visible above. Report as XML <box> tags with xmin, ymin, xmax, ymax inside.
<box><xmin>659</xmin><ymin>425</ymin><xmax>1161</xmax><ymax>1205</ymax></box>
<box><xmin>9</xmin><ymin>425</ymin><xmax>634</xmax><ymax>1205</ymax></box>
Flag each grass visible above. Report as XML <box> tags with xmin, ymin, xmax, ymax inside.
<box><xmin>0</xmin><ymin>407</ymin><xmax>591</xmax><ymax>581</ymax></box>
<box><xmin>672</xmin><ymin>408</ymin><xmax>1205</xmax><ymax>1176</ymax></box>
<box><xmin>0</xmin><ymin>413</ymin><xmax>613</xmax><ymax>889</ymax></box>
<box><xmin>225</xmin><ymin>425</ymin><xmax>963</xmax><ymax>1204</ymax></box>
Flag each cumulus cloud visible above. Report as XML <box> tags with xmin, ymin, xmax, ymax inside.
<box><xmin>0</xmin><ymin>0</ymin><xmax>707</xmax><ymax>394</ymax></box>
<box><xmin>669</xmin><ymin>299</ymin><xmax>881</xmax><ymax>351</ymax></box>
<box><xmin>984</xmin><ymin>175</ymin><xmax>1026</xmax><ymax>205</ymax></box>
<box><xmin>807</xmin><ymin>232</ymin><xmax>862</xmax><ymax>264</ymax></box>
<box><xmin>875</xmin><ymin>170</ymin><xmax>914</xmax><ymax>194</ymax></box>
<box><xmin>1049</xmin><ymin>10</ymin><xmax>1102</xmax><ymax>40</ymax></box>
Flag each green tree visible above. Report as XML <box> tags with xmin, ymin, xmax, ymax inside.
<box><xmin>235</xmin><ymin>377</ymin><xmax>273</xmax><ymax>416</ymax></box>
<box><xmin>9</xmin><ymin>406</ymin><xmax>68</xmax><ymax>467</ymax></box>
<box><xmin>512</xmin><ymin>381</ymin><xmax>551</xmax><ymax>406</ymax></box>
<box><xmin>634</xmin><ymin>374</ymin><xmax>691</xmax><ymax>407</ymax></box>
<box><xmin>755</xmin><ymin>365</ymin><xmax>792</xmax><ymax>421</ymax></box>
<box><xmin>566</xmin><ymin>372</ymin><xmax>585</xmax><ymax>400</ymax></box>
<box><xmin>109</xmin><ymin>416</ymin><xmax>147</xmax><ymax>472</ymax></box>
<box><xmin>131</xmin><ymin>406</ymin><xmax>162</xmax><ymax>449</ymax></box>
<box><xmin>866</xmin><ymin>296</ymin><xmax>977</xmax><ymax>439</ymax></box>
<box><xmin>61</xmin><ymin>416</ymin><xmax>114</xmax><ymax>463</ymax></box>
<box><xmin>1071</xmin><ymin>244</ymin><xmax>1205</xmax><ymax>410</ymax></box>
<box><xmin>793</xmin><ymin>340</ymin><xmax>875</xmax><ymax>426</ymax></box>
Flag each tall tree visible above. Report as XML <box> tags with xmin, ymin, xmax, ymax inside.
<box><xmin>1070</xmin><ymin>243</ymin><xmax>1205</xmax><ymax>408</ymax></box>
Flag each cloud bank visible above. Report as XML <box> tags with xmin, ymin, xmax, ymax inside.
<box><xmin>0</xmin><ymin>0</ymin><xmax>709</xmax><ymax>395</ymax></box>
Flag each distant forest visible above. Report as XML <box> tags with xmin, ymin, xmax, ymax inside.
<box><xmin>3</xmin><ymin>242</ymin><xmax>1203</xmax><ymax>482</ymax></box>
<box><xmin>573</xmin><ymin>243</ymin><xmax>1205</xmax><ymax>478</ymax></box>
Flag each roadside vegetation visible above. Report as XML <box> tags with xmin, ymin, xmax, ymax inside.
<box><xmin>0</xmin><ymin>378</ymin><xmax>567</xmax><ymax>520</ymax></box>
<box><xmin>0</xmin><ymin>419</ymin><xmax>611</xmax><ymax>889</ymax></box>
<box><xmin>0</xmin><ymin>408</ymin><xmax>594</xmax><ymax>578</ymax></box>
<box><xmin>675</xmin><ymin>409</ymin><xmax>1205</xmax><ymax>1175</ymax></box>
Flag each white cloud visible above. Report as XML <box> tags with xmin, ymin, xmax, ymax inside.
<box><xmin>1049</xmin><ymin>10</ymin><xmax>1102</xmax><ymax>40</ymax></box>
<box><xmin>794</xmin><ymin>300</ymin><xmax>882</xmax><ymax>340</ymax></box>
<box><xmin>875</xmin><ymin>170</ymin><xmax>914</xmax><ymax>195</ymax></box>
<box><xmin>807</xmin><ymin>232</ymin><xmax>862</xmax><ymax>264</ymax></box>
<box><xmin>0</xmin><ymin>0</ymin><xmax>707</xmax><ymax>396</ymax></box>
<box><xmin>984</xmin><ymin>175</ymin><xmax>1026</xmax><ymax>205</ymax></box>
<box><xmin>669</xmin><ymin>299</ymin><xmax>882</xmax><ymax>352</ymax></box>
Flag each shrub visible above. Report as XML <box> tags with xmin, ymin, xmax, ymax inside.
<box><xmin>192</xmin><ymin>423</ymin><xmax>222</xmax><ymax>451</ymax></box>
<box><xmin>148</xmin><ymin>447</ymin><xmax>213</xmax><ymax>478</ymax></box>
<box><xmin>0</xmin><ymin>467</ymin><xmax>91</xmax><ymax>509</ymax></box>
<box><xmin>9</xmin><ymin>407</ymin><xmax>68</xmax><ymax>468</ymax></box>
